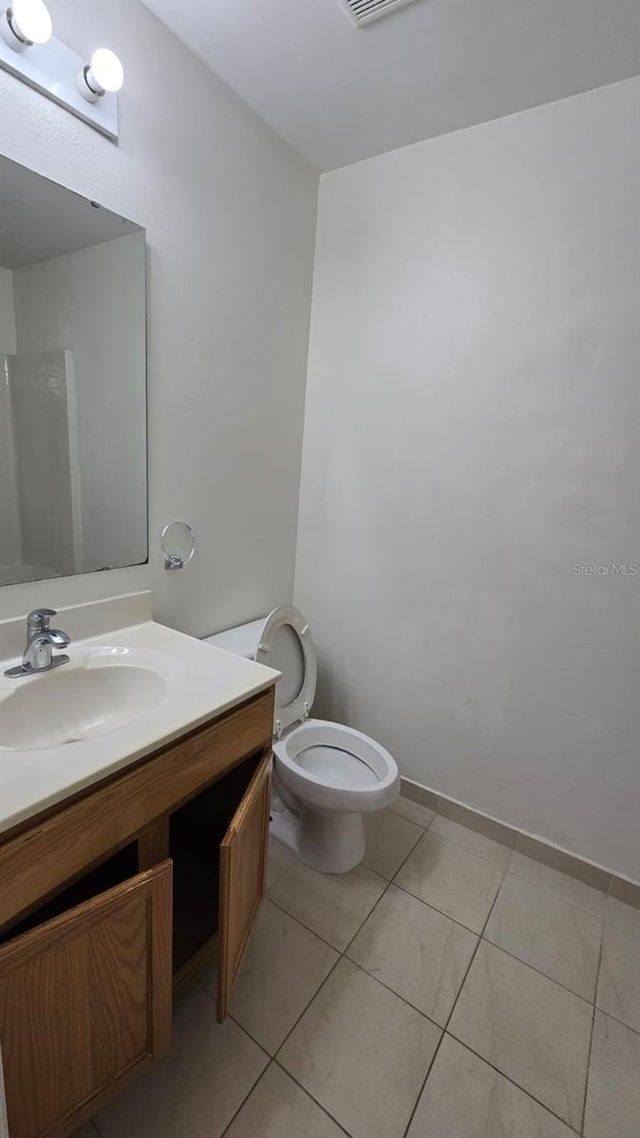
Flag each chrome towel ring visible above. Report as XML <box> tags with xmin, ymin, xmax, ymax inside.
<box><xmin>160</xmin><ymin>520</ymin><xmax>196</xmax><ymax>571</ymax></box>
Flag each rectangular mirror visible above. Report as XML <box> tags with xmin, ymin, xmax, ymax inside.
<box><xmin>0</xmin><ymin>155</ymin><xmax>147</xmax><ymax>587</ymax></box>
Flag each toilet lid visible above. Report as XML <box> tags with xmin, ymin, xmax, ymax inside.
<box><xmin>256</xmin><ymin>606</ymin><xmax>316</xmax><ymax>735</ymax></box>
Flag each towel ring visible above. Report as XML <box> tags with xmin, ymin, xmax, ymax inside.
<box><xmin>161</xmin><ymin>520</ymin><xmax>196</xmax><ymax>571</ymax></box>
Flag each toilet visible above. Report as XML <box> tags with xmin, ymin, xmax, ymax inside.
<box><xmin>205</xmin><ymin>606</ymin><xmax>399</xmax><ymax>873</ymax></box>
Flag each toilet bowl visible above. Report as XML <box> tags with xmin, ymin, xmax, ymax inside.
<box><xmin>205</xmin><ymin>606</ymin><xmax>399</xmax><ymax>873</ymax></box>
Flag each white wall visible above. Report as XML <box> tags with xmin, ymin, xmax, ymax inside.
<box><xmin>296</xmin><ymin>78</ymin><xmax>640</xmax><ymax>880</ymax></box>
<box><xmin>0</xmin><ymin>0</ymin><xmax>318</xmax><ymax>632</ymax></box>
<box><xmin>13</xmin><ymin>234</ymin><xmax>147</xmax><ymax>574</ymax></box>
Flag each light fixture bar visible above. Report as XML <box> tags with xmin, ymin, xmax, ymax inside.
<box><xmin>0</xmin><ymin>27</ymin><xmax>119</xmax><ymax>141</ymax></box>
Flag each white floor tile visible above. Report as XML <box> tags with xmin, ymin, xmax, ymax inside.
<box><xmin>279</xmin><ymin>958</ymin><xmax>440</xmax><ymax>1138</ymax></box>
<box><xmin>199</xmin><ymin>900</ymin><xmax>338</xmax><ymax>1054</ymax></box>
<box><xmin>596</xmin><ymin>897</ymin><xmax>640</xmax><ymax>1033</ymax></box>
<box><xmin>584</xmin><ymin>1010</ymin><xmax>640</xmax><ymax>1138</ymax></box>
<box><xmin>225</xmin><ymin>1064</ymin><xmax>345</xmax><ymax>1138</ymax></box>
<box><xmin>389</xmin><ymin>795</ymin><xmax>436</xmax><ymax>828</ymax></box>
<box><xmin>363</xmin><ymin>808</ymin><xmax>423</xmax><ymax>878</ymax></box>
<box><xmin>395</xmin><ymin>830</ymin><xmax>505</xmax><ymax>933</ymax></box>
<box><xmin>268</xmin><ymin>859</ymin><xmax>386</xmax><ymax>950</ymax></box>
<box><xmin>485</xmin><ymin>872</ymin><xmax>602</xmax><ymax>998</ymax></box>
<box><xmin>266</xmin><ymin>836</ymin><xmax>297</xmax><ymax>887</ymax></box>
<box><xmin>348</xmin><ymin>884</ymin><xmax>477</xmax><ymax>1025</ymax></box>
<box><xmin>510</xmin><ymin>852</ymin><xmax>606</xmax><ymax>918</ymax></box>
<box><xmin>407</xmin><ymin>1034</ymin><xmax>575</xmax><ymax>1138</ymax></box>
<box><xmin>449</xmin><ymin>942</ymin><xmax>592</xmax><ymax>1128</ymax></box>
<box><xmin>429</xmin><ymin>813</ymin><xmax>513</xmax><ymax>868</ymax></box>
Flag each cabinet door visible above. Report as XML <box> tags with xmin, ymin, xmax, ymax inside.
<box><xmin>0</xmin><ymin>861</ymin><xmax>172</xmax><ymax>1138</ymax></box>
<box><xmin>217</xmin><ymin>751</ymin><xmax>272</xmax><ymax>1022</ymax></box>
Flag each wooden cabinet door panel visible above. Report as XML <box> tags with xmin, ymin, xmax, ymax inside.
<box><xmin>0</xmin><ymin>861</ymin><xmax>172</xmax><ymax>1138</ymax></box>
<box><xmin>217</xmin><ymin>752</ymin><xmax>272</xmax><ymax>1022</ymax></box>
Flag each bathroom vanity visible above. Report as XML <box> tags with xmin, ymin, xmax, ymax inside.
<box><xmin>0</xmin><ymin>596</ymin><xmax>278</xmax><ymax>1138</ymax></box>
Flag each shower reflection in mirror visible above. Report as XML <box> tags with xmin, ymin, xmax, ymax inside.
<box><xmin>0</xmin><ymin>154</ymin><xmax>147</xmax><ymax>587</ymax></box>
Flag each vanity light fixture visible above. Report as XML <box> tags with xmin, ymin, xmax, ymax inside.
<box><xmin>0</xmin><ymin>10</ymin><xmax>121</xmax><ymax>141</ymax></box>
<box><xmin>77</xmin><ymin>47</ymin><xmax>124</xmax><ymax>102</ymax></box>
<box><xmin>0</xmin><ymin>0</ymin><xmax>52</xmax><ymax>52</ymax></box>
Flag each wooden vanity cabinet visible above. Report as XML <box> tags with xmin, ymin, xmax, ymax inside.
<box><xmin>0</xmin><ymin>687</ymin><xmax>274</xmax><ymax>1138</ymax></box>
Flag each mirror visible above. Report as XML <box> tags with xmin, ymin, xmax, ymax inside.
<box><xmin>0</xmin><ymin>155</ymin><xmax>147</xmax><ymax>587</ymax></box>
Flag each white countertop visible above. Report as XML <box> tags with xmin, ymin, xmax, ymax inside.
<box><xmin>0</xmin><ymin>617</ymin><xmax>278</xmax><ymax>837</ymax></box>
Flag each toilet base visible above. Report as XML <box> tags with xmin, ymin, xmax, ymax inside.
<box><xmin>270</xmin><ymin>801</ymin><xmax>365</xmax><ymax>874</ymax></box>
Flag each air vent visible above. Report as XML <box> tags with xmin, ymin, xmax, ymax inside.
<box><xmin>337</xmin><ymin>0</ymin><xmax>418</xmax><ymax>28</ymax></box>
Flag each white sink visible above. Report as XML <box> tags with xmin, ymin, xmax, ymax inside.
<box><xmin>0</xmin><ymin>646</ymin><xmax>179</xmax><ymax>750</ymax></box>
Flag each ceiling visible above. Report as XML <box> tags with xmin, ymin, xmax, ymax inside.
<box><xmin>143</xmin><ymin>0</ymin><xmax>640</xmax><ymax>171</ymax></box>
<box><xmin>0</xmin><ymin>156</ymin><xmax>142</xmax><ymax>269</ymax></box>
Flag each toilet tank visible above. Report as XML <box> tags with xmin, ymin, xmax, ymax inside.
<box><xmin>203</xmin><ymin>617</ymin><xmax>266</xmax><ymax>661</ymax></box>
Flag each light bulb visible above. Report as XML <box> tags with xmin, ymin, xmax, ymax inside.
<box><xmin>77</xmin><ymin>46</ymin><xmax>124</xmax><ymax>102</ymax></box>
<box><xmin>90</xmin><ymin>48</ymin><xmax>124</xmax><ymax>93</ymax></box>
<box><xmin>1</xmin><ymin>0</ymin><xmax>52</xmax><ymax>50</ymax></box>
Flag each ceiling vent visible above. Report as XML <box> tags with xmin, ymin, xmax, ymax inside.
<box><xmin>337</xmin><ymin>0</ymin><xmax>418</xmax><ymax>29</ymax></box>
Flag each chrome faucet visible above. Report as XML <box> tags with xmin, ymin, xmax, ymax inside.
<box><xmin>4</xmin><ymin>609</ymin><xmax>71</xmax><ymax>678</ymax></box>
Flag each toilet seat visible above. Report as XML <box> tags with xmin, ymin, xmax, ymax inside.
<box><xmin>273</xmin><ymin>719</ymin><xmax>399</xmax><ymax>812</ymax></box>
<box><xmin>256</xmin><ymin>606</ymin><xmax>317</xmax><ymax>736</ymax></box>
<box><xmin>296</xmin><ymin>746</ymin><xmax>380</xmax><ymax>789</ymax></box>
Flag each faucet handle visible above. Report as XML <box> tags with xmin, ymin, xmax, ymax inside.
<box><xmin>27</xmin><ymin>608</ymin><xmax>57</xmax><ymax>632</ymax></box>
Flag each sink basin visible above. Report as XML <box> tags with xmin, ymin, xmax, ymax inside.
<box><xmin>0</xmin><ymin>646</ymin><xmax>178</xmax><ymax>750</ymax></box>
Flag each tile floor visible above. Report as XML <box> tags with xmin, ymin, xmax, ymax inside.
<box><xmin>77</xmin><ymin>796</ymin><xmax>639</xmax><ymax>1138</ymax></box>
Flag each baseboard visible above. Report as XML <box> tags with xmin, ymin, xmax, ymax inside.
<box><xmin>400</xmin><ymin>776</ymin><xmax>640</xmax><ymax>908</ymax></box>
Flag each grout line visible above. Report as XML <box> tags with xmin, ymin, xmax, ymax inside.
<box><xmin>592</xmin><ymin>898</ymin><xmax>608</xmax><ymax>1010</ymax></box>
<box><xmin>439</xmin><ymin>1034</ymin><xmax>583</xmax><ymax>1135</ymax></box>
<box><xmin>439</xmin><ymin>869</ymin><xmax>592</xmax><ymax>1135</ymax></box>
<box><xmin>401</xmin><ymin>847</ymin><xmax>509</xmax><ymax>1137</ymax></box>
<box><xmin>261</xmin><ymin>836</ymin><xmax>439</xmax><ymax>1137</ymax></box>
<box><xmin>579</xmin><ymin>916</ymin><xmax>607</xmax><ymax>1136</ymax></box>
<box><xmin>391</xmin><ymin>877</ymin><xmax>497</xmax><ymax>936</ymax></box>
<box><xmin>391</xmin><ymin>855</ymin><xmax>611</xmax><ymax>1010</ymax></box>
<box><xmin>406</xmin><ymin>820</ymin><xmax>517</xmax><ymax>873</ymax></box>
<box><xmin>580</xmin><ymin>1007</ymin><xmax>598</xmax><ymax>1136</ymax></box>
<box><xmin>272</xmin><ymin>1058</ymin><xmax>353</xmax><ymax>1136</ymax></box>
<box><xmin>388</xmin><ymin>805</ymin><xmax>435</xmax><ymax>830</ymax></box>
<box><xmin>266</xmin><ymin>893</ymin><xmax>348</xmax><ymax>952</ymax></box>
<box><xmin>587</xmin><ymin>1004</ymin><xmax>640</xmax><ymax>1039</ymax></box>
<box><xmin>272</xmin><ymin>879</ymin><xmax>394</xmax><ymax>1058</ymax></box>
<box><xmin>479</xmin><ymin>932</ymin><xmax>599</xmax><ymax>1008</ymax></box>
<box><xmin>343</xmin><ymin>953</ymin><xmax>443</xmax><ymax>1027</ymax></box>
<box><xmin>172</xmin><ymin>981</ymin><xmax>272</xmax><ymax>1138</ymax></box>
<box><xmin>216</xmin><ymin>1038</ymin><xmax>353</xmax><ymax>1138</ymax></box>
<box><xmin>424</xmin><ymin>809</ymin><xmax>516</xmax><ymax>857</ymax></box>
<box><xmin>217</xmin><ymin>1053</ymin><xmax>272</xmax><ymax>1138</ymax></box>
<box><xmin>249</xmin><ymin>827</ymin><xmax>439</xmax><ymax>1133</ymax></box>
<box><xmin>507</xmin><ymin>862</ymin><xmax>608</xmax><ymax>910</ymax></box>
<box><xmin>362</xmin><ymin>817</ymin><xmax>425</xmax><ymax>876</ymax></box>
